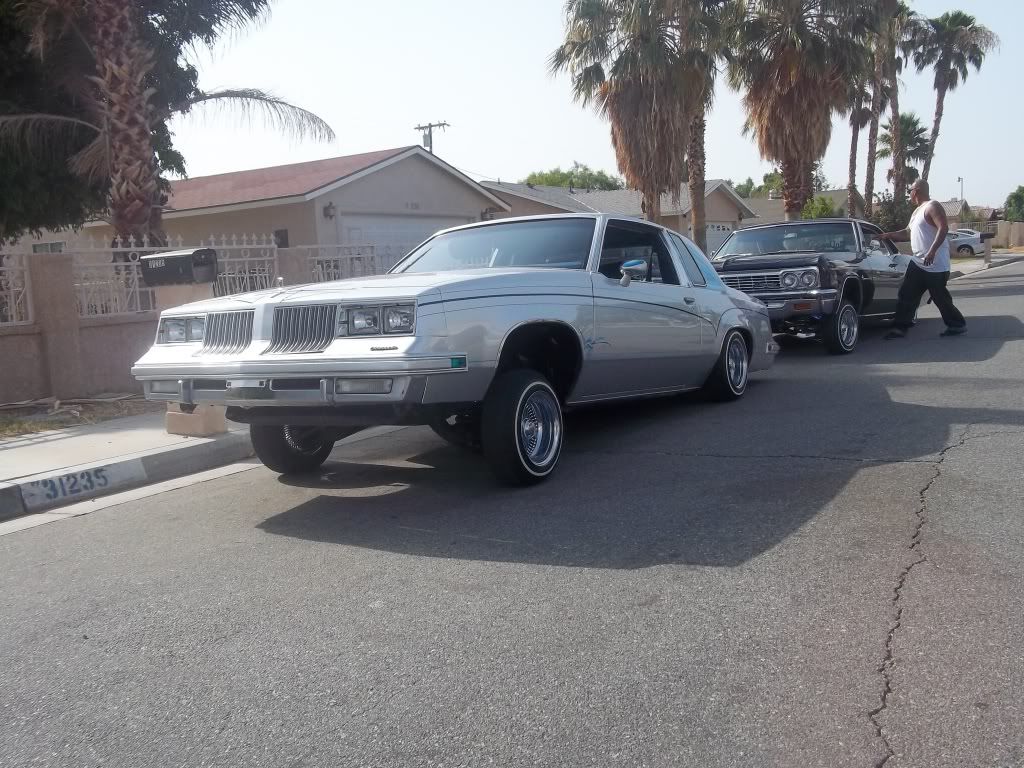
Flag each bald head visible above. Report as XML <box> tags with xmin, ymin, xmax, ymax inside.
<box><xmin>910</xmin><ymin>178</ymin><xmax>930</xmax><ymax>205</ymax></box>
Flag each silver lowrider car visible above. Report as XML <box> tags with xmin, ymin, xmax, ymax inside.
<box><xmin>132</xmin><ymin>215</ymin><xmax>777</xmax><ymax>485</ymax></box>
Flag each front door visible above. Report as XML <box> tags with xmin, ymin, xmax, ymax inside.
<box><xmin>859</xmin><ymin>222</ymin><xmax>907</xmax><ymax>315</ymax></box>
<box><xmin>586</xmin><ymin>220</ymin><xmax>704</xmax><ymax>397</ymax></box>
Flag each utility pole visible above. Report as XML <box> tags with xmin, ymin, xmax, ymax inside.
<box><xmin>414</xmin><ymin>121</ymin><xmax>450</xmax><ymax>154</ymax></box>
<box><xmin>957</xmin><ymin>176</ymin><xmax>964</xmax><ymax>201</ymax></box>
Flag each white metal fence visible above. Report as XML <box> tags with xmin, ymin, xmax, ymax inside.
<box><xmin>0</xmin><ymin>254</ymin><xmax>32</xmax><ymax>325</ymax></box>
<box><xmin>198</xmin><ymin>234</ymin><xmax>279</xmax><ymax>296</ymax></box>
<box><xmin>73</xmin><ymin>261</ymin><xmax>156</xmax><ymax>316</ymax></box>
<box><xmin>298</xmin><ymin>245</ymin><xmax>381</xmax><ymax>283</ymax></box>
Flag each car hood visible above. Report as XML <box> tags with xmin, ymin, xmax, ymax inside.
<box><xmin>160</xmin><ymin>268</ymin><xmax>590</xmax><ymax>314</ymax></box>
<box><xmin>713</xmin><ymin>253</ymin><xmax>827</xmax><ymax>272</ymax></box>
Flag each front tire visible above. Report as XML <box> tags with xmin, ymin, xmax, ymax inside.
<box><xmin>481</xmin><ymin>370</ymin><xmax>563</xmax><ymax>486</ymax></box>
<box><xmin>250</xmin><ymin>424</ymin><xmax>334</xmax><ymax>474</ymax></box>
<box><xmin>822</xmin><ymin>300</ymin><xmax>860</xmax><ymax>355</ymax></box>
<box><xmin>703</xmin><ymin>329</ymin><xmax>750</xmax><ymax>401</ymax></box>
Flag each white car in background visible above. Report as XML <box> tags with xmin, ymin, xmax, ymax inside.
<box><xmin>949</xmin><ymin>228</ymin><xmax>984</xmax><ymax>256</ymax></box>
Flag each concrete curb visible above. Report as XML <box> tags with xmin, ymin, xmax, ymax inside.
<box><xmin>951</xmin><ymin>255</ymin><xmax>1024</xmax><ymax>280</ymax></box>
<box><xmin>0</xmin><ymin>431</ymin><xmax>253</xmax><ymax>522</ymax></box>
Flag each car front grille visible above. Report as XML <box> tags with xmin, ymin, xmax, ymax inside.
<box><xmin>721</xmin><ymin>273</ymin><xmax>783</xmax><ymax>292</ymax></box>
<box><xmin>197</xmin><ymin>311</ymin><xmax>254</xmax><ymax>356</ymax></box>
<box><xmin>264</xmin><ymin>304</ymin><xmax>338</xmax><ymax>354</ymax></box>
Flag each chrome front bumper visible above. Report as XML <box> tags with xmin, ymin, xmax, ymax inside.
<box><xmin>750</xmin><ymin>289</ymin><xmax>838</xmax><ymax>324</ymax></box>
<box><xmin>133</xmin><ymin>354</ymin><xmax>489</xmax><ymax>408</ymax></box>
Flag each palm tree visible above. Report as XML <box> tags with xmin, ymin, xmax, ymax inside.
<box><xmin>1</xmin><ymin>0</ymin><xmax>333</xmax><ymax>243</ymax></box>
<box><xmin>678</xmin><ymin>1</ymin><xmax>732</xmax><ymax>254</ymax></box>
<box><xmin>551</xmin><ymin>0</ymin><xmax>700</xmax><ymax>220</ymax></box>
<box><xmin>729</xmin><ymin>1</ymin><xmax>874</xmax><ymax>220</ymax></box>
<box><xmin>846</xmin><ymin>65</ymin><xmax>877</xmax><ymax>218</ymax></box>
<box><xmin>909</xmin><ymin>11</ymin><xmax>998</xmax><ymax>183</ymax></box>
<box><xmin>884</xmin><ymin>1</ymin><xmax>917</xmax><ymax>203</ymax></box>
<box><xmin>877</xmin><ymin>112</ymin><xmax>929</xmax><ymax>191</ymax></box>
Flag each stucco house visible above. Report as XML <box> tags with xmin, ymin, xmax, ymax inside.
<box><xmin>29</xmin><ymin>146</ymin><xmax>510</xmax><ymax>264</ymax></box>
<box><xmin>481</xmin><ymin>179</ymin><xmax>758</xmax><ymax>254</ymax></box>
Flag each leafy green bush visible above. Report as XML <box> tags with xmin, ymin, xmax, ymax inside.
<box><xmin>871</xmin><ymin>193</ymin><xmax>915</xmax><ymax>233</ymax></box>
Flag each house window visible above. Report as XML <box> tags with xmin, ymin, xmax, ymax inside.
<box><xmin>31</xmin><ymin>242</ymin><xmax>64</xmax><ymax>253</ymax></box>
<box><xmin>273</xmin><ymin>229</ymin><xmax>289</xmax><ymax>248</ymax></box>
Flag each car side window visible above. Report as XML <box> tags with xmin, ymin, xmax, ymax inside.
<box><xmin>599</xmin><ymin>222</ymin><xmax>681</xmax><ymax>286</ymax></box>
<box><xmin>860</xmin><ymin>223</ymin><xmax>898</xmax><ymax>255</ymax></box>
<box><xmin>668</xmin><ymin>233</ymin><xmax>706</xmax><ymax>287</ymax></box>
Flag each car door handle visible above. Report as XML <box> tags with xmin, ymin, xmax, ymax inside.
<box><xmin>684</xmin><ymin>296</ymin><xmax>696</xmax><ymax>305</ymax></box>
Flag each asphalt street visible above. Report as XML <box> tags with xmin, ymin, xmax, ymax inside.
<box><xmin>2</xmin><ymin>262</ymin><xmax>1023</xmax><ymax>768</ymax></box>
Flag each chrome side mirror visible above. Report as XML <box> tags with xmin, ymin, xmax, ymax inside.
<box><xmin>619</xmin><ymin>259</ymin><xmax>648</xmax><ymax>287</ymax></box>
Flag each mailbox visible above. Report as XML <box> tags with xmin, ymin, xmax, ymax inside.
<box><xmin>981</xmin><ymin>232</ymin><xmax>995</xmax><ymax>242</ymax></box>
<box><xmin>140</xmin><ymin>248</ymin><xmax>218</xmax><ymax>286</ymax></box>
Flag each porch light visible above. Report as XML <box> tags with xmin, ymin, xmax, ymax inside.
<box><xmin>322</xmin><ymin>201</ymin><xmax>336</xmax><ymax>219</ymax></box>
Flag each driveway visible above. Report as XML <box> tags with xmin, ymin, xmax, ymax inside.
<box><xmin>2</xmin><ymin>263</ymin><xmax>1023</xmax><ymax>768</ymax></box>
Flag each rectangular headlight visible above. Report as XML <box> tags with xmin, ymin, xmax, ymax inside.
<box><xmin>158</xmin><ymin>316</ymin><xmax>205</xmax><ymax>344</ymax></box>
<box><xmin>350</xmin><ymin>308</ymin><xmax>381</xmax><ymax>335</ymax></box>
<box><xmin>158</xmin><ymin>318</ymin><xmax>187</xmax><ymax>343</ymax></box>
<box><xmin>186</xmin><ymin>316</ymin><xmax>206</xmax><ymax>341</ymax></box>
<box><xmin>384</xmin><ymin>305</ymin><xmax>415</xmax><ymax>334</ymax></box>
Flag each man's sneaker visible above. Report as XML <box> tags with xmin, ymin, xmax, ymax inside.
<box><xmin>885</xmin><ymin>328</ymin><xmax>907</xmax><ymax>340</ymax></box>
<box><xmin>940</xmin><ymin>327</ymin><xmax>967</xmax><ymax>337</ymax></box>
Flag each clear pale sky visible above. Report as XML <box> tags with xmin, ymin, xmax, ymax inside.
<box><xmin>168</xmin><ymin>0</ymin><xmax>1021</xmax><ymax>208</ymax></box>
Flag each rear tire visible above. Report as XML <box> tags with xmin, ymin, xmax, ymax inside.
<box><xmin>957</xmin><ymin>245</ymin><xmax>974</xmax><ymax>257</ymax></box>
<box><xmin>428</xmin><ymin>411</ymin><xmax>482</xmax><ymax>452</ymax></box>
<box><xmin>703</xmin><ymin>329</ymin><xmax>749</xmax><ymax>401</ymax></box>
<box><xmin>250</xmin><ymin>424</ymin><xmax>334</xmax><ymax>474</ymax></box>
<box><xmin>481</xmin><ymin>370</ymin><xmax>563</xmax><ymax>486</ymax></box>
<box><xmin>823</xmin><ymin>300</ymin><xmax>860</xmax><ymax>355</ymax></box>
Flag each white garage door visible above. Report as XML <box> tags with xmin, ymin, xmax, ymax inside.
<box><xmin>340</xmin><ymin>215</ymin><xmax>474</xmax><ymax>271</ymax></box>
<box><xmin>705</xmin><ymin>222</ymin><xmax>735</xmax><ymax>255</ymax></box>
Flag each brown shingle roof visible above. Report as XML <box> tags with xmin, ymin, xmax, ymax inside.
<box><xmin>165</xmin><ymin>146</ymin><xmax>416</xmax><ymax>211</ymax></box>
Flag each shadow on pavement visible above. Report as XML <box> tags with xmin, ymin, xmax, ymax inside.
<box><xmin>259</xmin><ymin>362</ymin><xmax>1024</xmax><ymax>569</ymax></box>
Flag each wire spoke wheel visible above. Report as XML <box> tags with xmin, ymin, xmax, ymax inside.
<box><xmin>518</xmin><ymin>388</ymin><xmax>562</xmax><ymax>469</ymax></box>
<box><xmin>726</xmin><ymin>334</ymin><xmax>748</xmax><ymax>392</ymax></box>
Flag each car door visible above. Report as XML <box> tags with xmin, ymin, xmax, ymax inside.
<box><xmin>858</xmin><ymin>222</ymin><xmax>907</xmax><ymax>315</ymax></box>
<box><xmin>587</xmin><ymin>219</ymin><xmax>704</xmax><ymax>396</ymax></box>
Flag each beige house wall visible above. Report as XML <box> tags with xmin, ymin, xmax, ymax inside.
<box><xmin>489</xmin><ymin>193</ymin><xmax>575</xmax><ymax>219</ymax></box>
<box><xmin>313</xmin><ymin>153</ymin><xmax>498</xmax><ymax>244</ymax></box>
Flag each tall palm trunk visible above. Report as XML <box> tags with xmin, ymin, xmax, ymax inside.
<box><xmin>863</xmin><ymin>54</ymin><xmax>885</xmax><ymax>218</ymax></box>
<box><xmin>848</xmin><ymin>96</ymin><xmax>862</xmax><ymax>217</ymax></box>
<box><xmin>89</xmin><ymin>0</ymin><xmax>163</xmax><ymax>243</ymax></box>
<box><xmin>687</xmin><ymin>113</ymin><xmax>707</xmax><ymax>253</ymax></box>
<box><xmin>781</xmin><ymin>158</ymin><xmax>808</xmax><ymax>220</ymax></box>
<box><xmin>888</xmin><ymin>65</ymin><xmax>905</xmax><ymax>203</ymax></box>
<box><xmin>922</xmin><ymin>82</ymin><xmax>946</xmax><ymax>182</ymax></box>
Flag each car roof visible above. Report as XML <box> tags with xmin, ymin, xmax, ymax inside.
<box><xmin>736</xmin><ymin>218</ymin><xmax>869</xmax><ymax>232</ymax></box>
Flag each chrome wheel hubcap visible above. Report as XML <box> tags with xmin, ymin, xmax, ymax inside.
<box><xmin>283</xmin><ymin>426</ymin><xmax>325</xmax><ymax>455</ymax></box>
<box><xmin>726</xmin><ymin>335</ymin><xmax>748</xmax><ymax>391</ymax></box>
<box><xmin>518</xmin><ymin>388</ymin><xmax>561</xmax><ymax>468</ymax></box>
<box><xmin>839</xmin><ymin>306</ymin><xmax>859</xmax><ymax>348</ymax></box>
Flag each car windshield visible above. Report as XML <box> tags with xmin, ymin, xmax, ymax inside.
<box><xmin>713</xmin><ymin>222</ymin><xmax>856</xmax><ymax>260</ymax></box>
<box><xmin>394</xmin><ymin>218</ymin><xmax>596</xmax><ymax>273</ymax></box>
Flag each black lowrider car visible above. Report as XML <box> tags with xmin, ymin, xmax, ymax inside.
<box><xmin>711</xmin><ymin>219</ymin><xmax>913</xmax><ymax>354</ymax></box>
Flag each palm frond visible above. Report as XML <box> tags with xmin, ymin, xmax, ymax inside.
<box><xmin>183</xmin><ymin>88</ymin><xmax>336</xmax><ymax>143</ymax></box>
<box><xmin>0</xmin><ymin>112</ymin><xmax>100</xmax><ymax>156</ymax></box>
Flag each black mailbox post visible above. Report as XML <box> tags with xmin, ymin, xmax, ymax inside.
<box><xmin>140</xmin><ymin>248</ymin><xmax>218</xmax><ymax>286</ymax></box>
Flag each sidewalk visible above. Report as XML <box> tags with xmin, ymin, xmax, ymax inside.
<box><xmin>951</xmin><ymin>252</ymin><xmax>1024</xmax><ymax>279</ymax></box>
<box><xmin>0</xmin><ymin>412</ymin><xmax>253</xmax><ymax>521</ymax></box>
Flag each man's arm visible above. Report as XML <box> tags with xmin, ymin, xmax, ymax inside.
<box><xmin>878</xmin><ymin>227</ymin><xmax>910</xmax><ymax>242</ymax></box>
<box><xmin>922</xmin><ymin>201</ymin><xmax>949</xmax><ymax>266</ymax></box>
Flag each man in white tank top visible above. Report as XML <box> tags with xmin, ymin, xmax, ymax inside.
<box><xmin>878</xmin><ymin>179</ymin><xmax>967</xmax><ymax>338</ymax></box>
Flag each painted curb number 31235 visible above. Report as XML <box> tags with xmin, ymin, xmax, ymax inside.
<box><xmin>29</xmin><ymin>469</ymin><xmax>110</xmax><ymax>501</ymax></box>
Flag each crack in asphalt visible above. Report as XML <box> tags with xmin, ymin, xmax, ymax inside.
<box><xmin>868</xmin><ymin>425</ymin><xmax>977</xmax><ymax>768</ymax></box>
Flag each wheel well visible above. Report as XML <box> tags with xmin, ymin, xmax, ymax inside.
<box><xmin>495</xmin><ymin>323</ymin><xmax>583</xmax><ymax>402</ymax></box>
<box><xmin>840</xmin><ymin>278</ymin><xmax>863</xmax><ymax>311</ymax></box>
